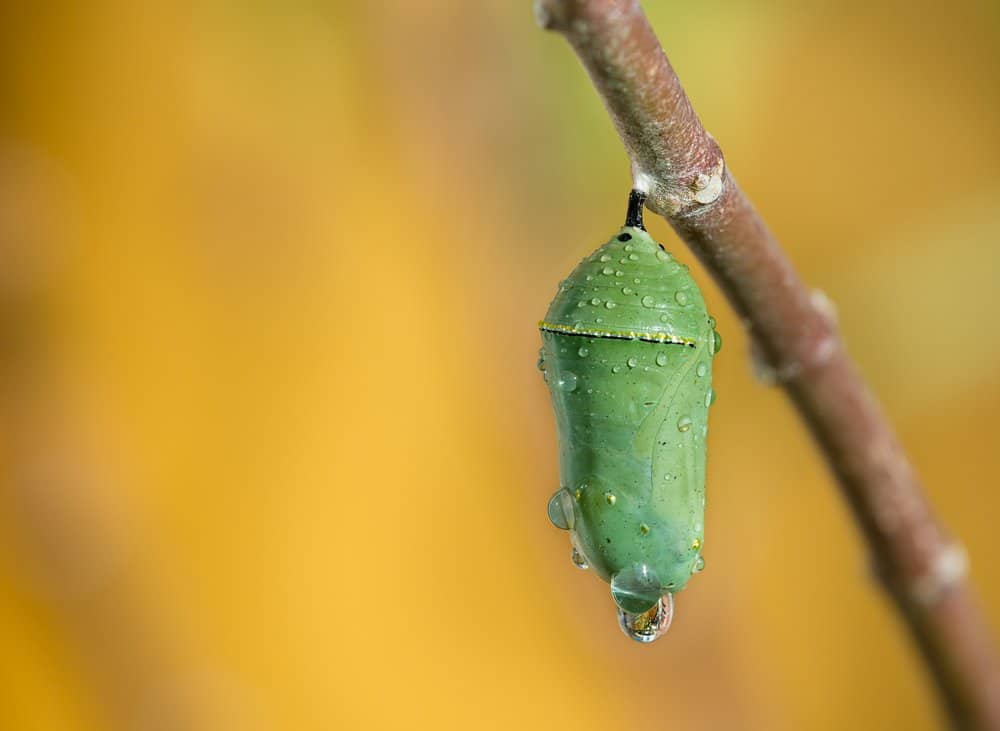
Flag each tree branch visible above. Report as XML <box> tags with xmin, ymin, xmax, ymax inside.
<box><xmin>535</xmin><ymin>1</ymin><xmax>1000</xmax><ymax>727</ymax></box>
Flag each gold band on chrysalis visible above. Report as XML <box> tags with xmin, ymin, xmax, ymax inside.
<box><xmin>538</xmin><ymin>320</ymin><xmax>696</xmax><ymax>347</ymax></box>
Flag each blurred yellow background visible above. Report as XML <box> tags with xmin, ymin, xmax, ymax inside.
<box><xmin>1</xmin><ymin>1</ymin><xmax>998</xmax><ymax>729</ymax></box>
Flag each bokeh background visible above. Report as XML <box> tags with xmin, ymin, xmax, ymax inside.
<box><xmin>1</xmin><ymin>1</ymin><xmax>998</xmax><ymax>729</ymax></box>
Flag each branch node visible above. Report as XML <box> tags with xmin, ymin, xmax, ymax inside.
<box><xmin>910</xmin><ymin>543</ymin><xmax>969</xmax><ymax>607</ymax></box>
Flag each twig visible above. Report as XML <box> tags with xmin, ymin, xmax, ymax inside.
<box><xmin>535</xmin><ymin>1</ymin><xmax>1000</xmax><ymax>727</ymax></box>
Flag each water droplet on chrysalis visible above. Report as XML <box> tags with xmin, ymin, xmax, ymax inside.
<box><xmin>626</xmin><ymin>356</ymin><xmax>638</xmax><ymax>368</ymax></box>
<box><xmin>713</xmin><ymin>330</ymin><xmax>723</xmax><ymax>354</ymax></box>
<box><xmin>617</xmin><ymin>593</ymin><xmax>674</xmax><ymax>643</ymax></box>
<box><xmin>578</xmin><ymin>346</ymin><xmax>589</xmax><ymax>358</ymax></box>
<box><xmin>674</xmin><ymin>291</ymin><xmax>689</xmax><ymax>306</ymax></box>
<box><xmin>677</xmin><ymin>416</ymin><xmax>692</xmax><ymax>432</ymax></box>
<box><xmin>571</xmin><ymin>547</ymin><xmax>589</xmax><ymax>570</ymax></box>
<box><xmin>546</xmin><ymin>489</ymin><xmax>574</xmax><ymax>530</ymax></box>
<box><xmin>610</xmin><ymin>564</ymin><xmax>661</xmax><ymax>613</ymax></box>
<box><xmin>557</xmin><ymin>372</ymin><xmax>578</xmax><ymax>392</ymax></box>
<box><xmin>693</xmin><ymin>556</ymin><xmax>705</xmax><ymax>573</ymax></box>
<box><xmin>655</xmin><ymin>352</ymin><xmax>668</xmax><ymax>367</ymax></box>
<box><xmin>641</xmin><ymin>295</ymin><xmax>655</xmax><ymax>308</ymax></box>
<box><xmin>696</xmin><ymin>362</ymin><xmax>707</xmax><ymax>377</ymax></box>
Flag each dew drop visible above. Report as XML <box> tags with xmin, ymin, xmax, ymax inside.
<box><xmin>628</xmin><ymin>253</ymin><xmax>639</xmax><ymax>261</ymax></box>
<box><xmin>712</xmin><ymin>330</ymin><xmax>723</xmax><ymax>354</ymax></box>
<box><xmin>677</xmin><ymin>416</ymin><xmax>692</xmax><ymax>432</ymax></box>
<box><xmin>674</xmin><ymin>291</ymin><xmax>690</xmax><ymax>306</ymax></box>
<box><xmin>656</xmin><ymin>249</ymin><xmax>671</xmax><ymax>262</ymax></box>
<box><xmin>626</xmin><ymin>356</ymin><xmax>638</xmax><ymax>368</ymax></box>
<box><xmin>696</xmin><ymin>362</ymin><xmax>707</xmax><ymax>377</ymax></box>
<box><xmin>633</xmin><ymin>278</ymin><xmax>641</xmax><ymax>285</ymax></box>
<box><xmin>622</xmin><ymin>287</ymin><xmax>634</xmax><ymax>296</ymax></box>
<box><xmin>605</xmin><ymin>492</ymin><xmax>617</xmax><ymax>506</ymax></box>
<box><xmin>578</xmin><ymin>346</ymin><xmax>590</xmax><ymax>358</ymax></box>
<box><xmin>604</xmin><ymin>301</ymin><xmax>616</xmax><ymax>309</ymax></box>
<box><xmin>693</xmin><ymin>556</ymin><xmax>705</xmax><ymax>573</ymax></box>
<box><xmin>659</xmin><ymin>314</ymin><xmax>671</xmax><ymax>323</ymax></box>
<box><xmin>546</xmin><ymin>489</ymin><xmax>574</xmax><ymax>530</ymax></box>
<box><xmin>618</xmin><ymin>593</ymin><xmax>673</xmax><ymax>644</ymax></box>
<box><xmin>557</xmin><ymin>371</ymin><xmax>578</xmax><ymax>392</ymax></box>
<box><xmin>571</xmin><ymin>547</ymin><xmax>590</xmax><ymax>570</ymax></box>
<box><xmin>600</xmin><ymin>254</ymin><xmax>612</xmax><ymax>262</ymax></box>
<box><xmin>623</xmin><ymin>243</ymin><xmax>634</xmax><ymax>252</ymax></box>
<box><xmin>602</xmin><ymin>267</ymin><xmax>614</xmax><ymax>276</ymax></box>
<box><xmin>615</xmin><ymin>270</ymin><xmax>624</xmax><ymax>277</ymax></box>
<box><xmin>655</xmin><ymin>352</ymin><xmax>668</xmax><ymax>367</ymax></box>
<box><xmin>611</xmin><ymin>365</ymin><xmax>622</xmax><ymax>374</ymax></box>
<box><xmin>610</xmin><ymin>564</ymin><xmax>661</xmax><ymax>614</ymax></box>
<box><xmin>706</xmin><ymin>389</ymin><xmax>715</xmax><ymax>407</ymax></box>
<box><xmin>641</xmin><ymin>295</ymin><xmax>655</xmax><ymax>308</ymax></box>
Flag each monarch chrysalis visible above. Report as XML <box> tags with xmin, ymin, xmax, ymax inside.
<box><xmin>538</xmin><ymin>191</ymin><xmax>720</xmax><ymax>643</ymax></box>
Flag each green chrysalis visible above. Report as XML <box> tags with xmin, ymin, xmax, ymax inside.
<box><xmin>538</xmin><ymin>191</ymin><xmax>720</xmax><ymax>643</ymax></box>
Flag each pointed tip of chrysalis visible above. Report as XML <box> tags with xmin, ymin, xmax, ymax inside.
<box><xmin>624</xmin><ymin>189</ymin><xmax>646</xmax><ymax>231</ymax></box>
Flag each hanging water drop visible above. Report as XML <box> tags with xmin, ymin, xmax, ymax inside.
<box><xmin>571</xmin><ymin>547</ymin><xmax>589</xmax><ymax>570</ymax></box>
<box><xmin>617</xmin><ymin>593</ymin><xmax>674</xmax><ymax>643</ymax></box>
<box><xmin>693</xmin><ymin>556</ymin><xmax>705</xmax><ymax>573</ymax></box>
<box><xmin>610</xmin><ymin>564</ymin><xmax>661</xmax><ymax>613</ymax></box>
<box><xmin>546</xmin><ymin>489</ymin><xmax>574</xmax><ymax>530</ymax></box>
<box><xmin>677</xmin><ymin>416</ymin><xmax>692</xmax><ymax>432</ymax></box>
